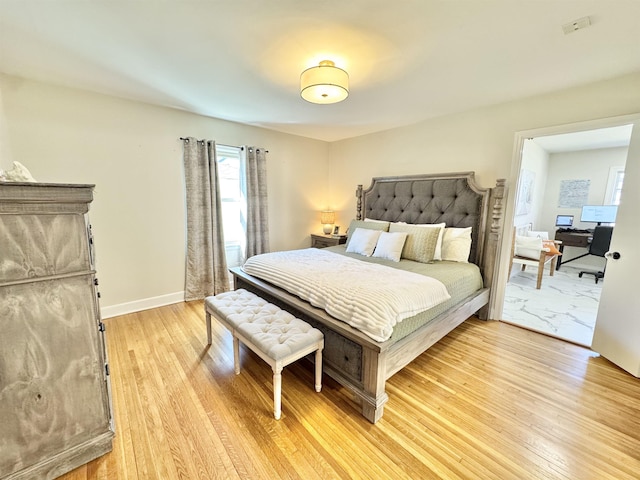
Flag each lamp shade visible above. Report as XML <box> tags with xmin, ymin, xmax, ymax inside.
<box><xmin>320</xmin><ymin>210</ymin><xmax>336</xmax><ymax>225</ymax></box>
<box><xmin>300</xmin><ymin>60</ymin><xmax>349</xmax><ymax>104</ymax></box>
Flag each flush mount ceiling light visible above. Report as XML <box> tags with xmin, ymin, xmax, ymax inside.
<box><xmin>300</xmin><ymin>60</ymin><xmax>349</xmax><ymax>104</ymax></box>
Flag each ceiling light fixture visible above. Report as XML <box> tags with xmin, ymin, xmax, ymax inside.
<box><xmin>300</xmin><ymin>60</ymin><xmax>349</xmax><ymax>104</ymax></box>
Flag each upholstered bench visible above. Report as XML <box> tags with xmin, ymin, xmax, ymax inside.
<box><xmin>205</xmin><ymin>289</ymin><xmax>324</xmax><ymax>420</ymax></box>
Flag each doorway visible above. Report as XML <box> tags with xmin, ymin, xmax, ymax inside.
<box><xmin>500</xmin><ymin>124</ymin><xmax>632</xmax><ymax>346</ymax></box>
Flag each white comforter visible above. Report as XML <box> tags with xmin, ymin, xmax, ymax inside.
<box><xmin>242</xmin><ymin>248</ymin><xmax>451</xmax><ymax>342</ymax></box>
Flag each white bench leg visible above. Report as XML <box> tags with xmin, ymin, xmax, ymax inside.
<box><xmin>273</xmin><ymin>367</ymin><xmax>283</xmax><ymax>420</ymax></box>
<box><xmin>206</xmin><ymin>312</ymin><xmax>212</xmax><ymax>345</ymax></box>
<box><xmin>315</xmin><ymin>347</ymin><xmax>323</xmax><ymax>393</ymax></box>
<box><xmin>233</xmin><ymin>336</ymin><xmax>240</xmax><ymax>375</ymax></box>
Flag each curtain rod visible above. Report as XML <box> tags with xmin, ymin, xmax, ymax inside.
<box><xmin>180</xmin><ymin>137</ymin><xmax>235</xmax><ymax>148</ymax></box>
<box><xmin>179</xmin><ymin>138</ymin><xmax>268</xmax><ymax>153</ymax></box>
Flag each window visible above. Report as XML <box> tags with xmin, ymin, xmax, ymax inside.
<box><xmin>605</xmin><ymin>166</ymin><xmax>625</xmax><ymax>206</ymax></box>
<box><xmin>216</xmin><ymin>145</ymin><xmax>246</xmax><ymax>267</ymax></box>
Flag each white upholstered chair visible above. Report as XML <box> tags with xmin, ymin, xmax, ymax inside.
<box><xmin>509</xmin><ymin>228</ymin><xmax>562</xmax><ymax>289</ymax></box>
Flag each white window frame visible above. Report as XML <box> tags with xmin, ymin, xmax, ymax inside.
<box><xmin>604</xmin><ymin>166</ymin><xmax>625</xmax><ymax>205</ymax></box>
<box><xmin>216</xmin><ymin>144</ymin><xmax>246</xmax><ymax>267</ymax></box>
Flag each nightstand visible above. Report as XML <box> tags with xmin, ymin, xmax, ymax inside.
<box><xmin>311</xmin><ymin>234</ymin><xmax>347</xmax><ymax>248</ymax></box>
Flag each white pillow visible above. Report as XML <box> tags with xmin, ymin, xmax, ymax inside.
<box><xmin>345</xmin><ymin>228</ymin><xmax>382</xmax><ymax>256</ymax></box>
<box><xmin>514</xmin><ymin>235</ymin><xmax>542</xmax><ymax>260</ymax></box>
<box><xmin>526</xmin><ymin>230</ymin><xmax>549</xmax><ymax>240</ymax></box>
<box><xmin>372</xmin><ymin>231</ymin><xmax>408</xmax><ymax>262</ymax></box>
<box><xmin>346</xmin><ymin>219</ymin><xmax>389</xmax><ymax>246</ymax></box>
<box><xmin>442</xmin><ymin>227</ymin><xmax>473</xmax><ymax>263</ymax></box>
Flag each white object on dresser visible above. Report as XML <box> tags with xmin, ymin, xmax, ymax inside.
<box><xmin>0</xmin><ymin>182</ymin><xmax>114</xmax><ymax>480</ymax></box>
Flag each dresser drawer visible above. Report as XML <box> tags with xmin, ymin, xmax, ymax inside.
<box><xmin>0</xmin><ymin>214</ymin><xmax>91</xmax><ymax>282</ymax></box>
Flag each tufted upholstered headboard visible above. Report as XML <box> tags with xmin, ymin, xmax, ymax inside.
<box><xmin>356</xmin><ymin>172</ymin><xmax>491</xmax><ymax>267</ymax></box>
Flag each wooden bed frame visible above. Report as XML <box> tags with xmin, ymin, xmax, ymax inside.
<box><xmin>231</xmin><ymin>172</ymin><xmax>506</xmax><ymax>423</ymax></box>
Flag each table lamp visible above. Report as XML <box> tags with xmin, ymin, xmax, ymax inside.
<box><xmin>320</xmin><ymin>210</ymin><xmax>335</xmax><ymax>234</ymax></box>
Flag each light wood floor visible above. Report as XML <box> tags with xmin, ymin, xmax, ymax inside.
<box><xmin>60</xmin><ymin>301</ymin><xmax>640</xmax><ymax>480</ymax></box>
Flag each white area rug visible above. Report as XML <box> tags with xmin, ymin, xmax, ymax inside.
<box><xmin>502</xmin><ymin>264</ymin><xmax>603</xmax><ymax>346</ymax></box>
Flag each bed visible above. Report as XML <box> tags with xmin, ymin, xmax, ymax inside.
<box><xmin>230</xmin><ymin>172</ymin><xmax>506</xmax><ymax>423</ymax></box>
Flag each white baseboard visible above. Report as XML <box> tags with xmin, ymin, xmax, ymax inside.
<box><xmin>101</xmin><ymin>291</ymin><xmax>185</xmax><ymax>319</ymax></box>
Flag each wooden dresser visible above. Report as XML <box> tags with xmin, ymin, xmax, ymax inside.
<box><xmin>0</xmin><ymin>183</ymin><xmax>114</xmax><ymax>479</ymax></box>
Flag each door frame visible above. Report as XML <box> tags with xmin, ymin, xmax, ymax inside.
<box><xmin>489</xmin><ymin>112</ymin><xmax>640</xmax><ymax>320</ymax></box>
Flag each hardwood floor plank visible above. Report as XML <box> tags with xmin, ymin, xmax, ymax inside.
<box><xmin>56</xmin><ymin>301</ymin><xmax>640</xmax><ymax>480</ymax></box>
<box><xmin>420</xmin><ymin>325</ymin><xmax>636</xmax><ymax>479</ymax></box>
<box><xmin>147</xmin><ymin>309</ymin><xmax>249</xmax><ymax>479</ymax></box>
<box><xmin>157</xmin><ymin>304</ymin><xmax>286</xmax><ymax>479</ymax></box>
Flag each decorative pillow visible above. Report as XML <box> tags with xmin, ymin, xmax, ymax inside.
<box><xmin>391</xmin><ymin>222</ymin><xmax>446</xmax><ymax>260</ymax></box>
<box><xmin>388</xmin><ymin>223</ymin><xmax>442</xmax><ymax>263</ymax></box>
<box><xmin>514</xmin><ymin>235</ymin><xmax>542</xmax><ymax>260</ymax></box>
<box><xmin>345</xmin><ymin>228</ymin><xmax>382</xmax><ymax>256</ymax></box>
<box><xmin>442</xmin><ymin>227</ymin><xmax>472</xmax><ymax>263</ymax></box>
<box><xmin>527</xmin><ymin>230</ymin><xmax>549</xmax><ymax>241</ymax></box>
<box><xmin>542</xmin><ymin>240</ymin><xmax>561</xmax><ymax>256</ymax></box>
<box><xmin>372</xmin><ymin>231</ymin><xmax>408</xmax><ymax>262</ymax></box>
<box><xmin>346</xmin><ymin>219</ymin><xmax>389</xmax><ymax>247</ymax></box>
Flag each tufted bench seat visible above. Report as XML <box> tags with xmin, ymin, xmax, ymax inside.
<box><xmin>205</xmin><ymin>288</ymin><xmax>324</xmax><ymax>420</ymax></box>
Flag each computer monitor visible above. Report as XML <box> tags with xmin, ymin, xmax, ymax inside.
<box><xmin>555</xmin><ymin>215</ymin><xmax>573</xmax><ymax>227</ymax></box>
<box><xmin>580</xmin><ymin>205</ymin><xmax>618</xmax><ymax>225</ymax></box>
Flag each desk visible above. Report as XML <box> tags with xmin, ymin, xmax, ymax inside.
<box><xmin>554</xmin><ymin>230</ymin><xmax>593</xmax><ymax>269</ymax></box>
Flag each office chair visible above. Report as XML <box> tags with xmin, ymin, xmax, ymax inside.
<box><xmin>578</xmin><ymin>226</ymin><xmax>613</xmax><ymax>284</ymax></box>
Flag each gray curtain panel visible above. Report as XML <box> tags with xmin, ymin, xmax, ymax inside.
<box><xmin>182</xmin><ymin>138</ymin><xmax>229</xmax><ymax>300</ymax></box>
<box><xmin>243</xmin><ymin>146</ymin><xmax>270</xmax><ymax>258</ymax></box>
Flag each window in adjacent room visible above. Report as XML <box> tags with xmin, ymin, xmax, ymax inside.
<box><xmin>216</xmin><ymin>144</ymin><xmax>246</xmax><ymax>268</ymax></box>
<box><xmin>604</xmin><ymin>166</ymin><xmax>625</xmax><ymax>205</ymax></box>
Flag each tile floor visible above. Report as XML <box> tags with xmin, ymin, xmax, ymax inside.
<box><xmin>502</xmin><ymin>264</ymin><xmax>603</xmax><ymax>346</ymax></box>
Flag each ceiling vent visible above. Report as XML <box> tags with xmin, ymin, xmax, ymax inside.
<box><xmin>562</xmin><ymin>16</ymin><xmax>591</xmax><ymax>35</ymax></box>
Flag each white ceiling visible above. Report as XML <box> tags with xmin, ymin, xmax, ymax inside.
<box><xmin>533</xmin><ymin>124</ymin><xmax>633</xmax><ymax>153</ymax></box>
<box><xmin>1</xmin><ymin>1</ymin><xmax>639</xmax><ymax>142</ymax></box>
